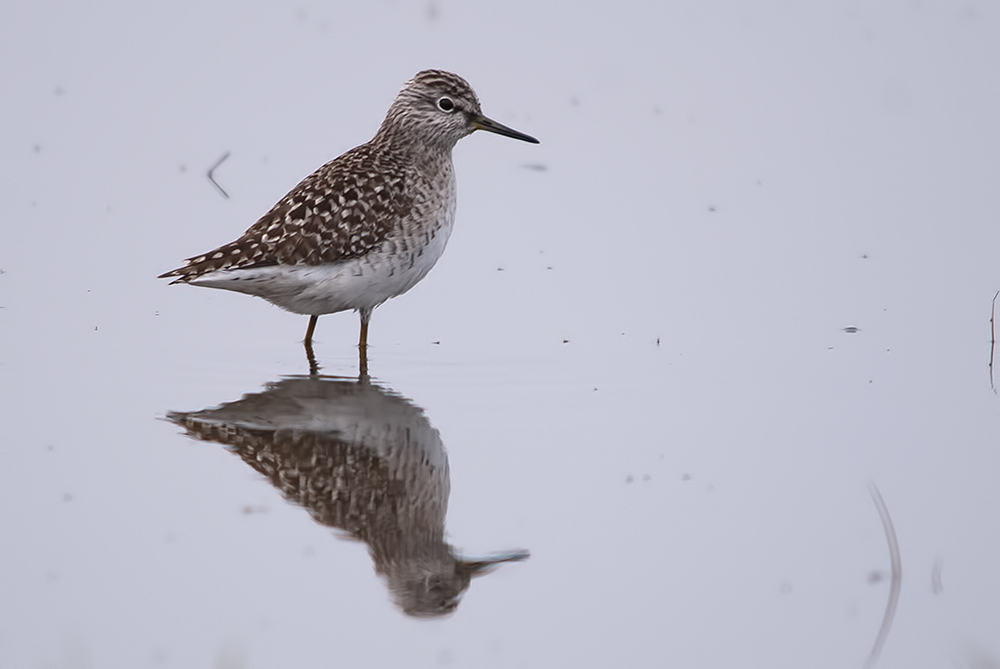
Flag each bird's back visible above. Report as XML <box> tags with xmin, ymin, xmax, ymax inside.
<box><xmin>159</xmin><ymin>140</ymin><xmax>460</xmax><ymax>316</ymax></box>
<box><xmin>159</xmin><ymin>142</ymin><xmax>416</xmax><ymax>283</ymax></box>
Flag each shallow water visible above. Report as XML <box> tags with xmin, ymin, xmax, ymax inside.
<box><xmin>3</xmin><ymin>2</ymin><xmax>1000</xmax><ymax>667</ymax></box>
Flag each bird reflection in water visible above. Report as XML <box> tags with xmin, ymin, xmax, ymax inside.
<box><xmin>167</xmin><ymin>375</ymin><xmax>528</xmax><ymax>617</ymax></box>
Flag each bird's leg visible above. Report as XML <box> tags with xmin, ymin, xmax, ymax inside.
<box><xmin>359</xmin><ymin>309</ymin><xmax>371</xmax><ymax>348</ymax></box>
<box><xmin>304</xmin><ymin>315</ymin><xmax>320</xmax><ymax>375</ymax></box>
<box><xmin>304</xmin><ymin>315</ymin><xmax>319</xmax><ymax>347</ymax></box>
<box><xmin>358</xmin><ymin>308</ymin><xmax>372</xmax><ymax>380</ymax></box>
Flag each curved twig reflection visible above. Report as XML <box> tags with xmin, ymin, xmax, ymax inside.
<box><xmin>865</xmin><ymin>483</ymin><xmax>901</xmax><ymax>668</ymax></box>
<box><xmin>167</xmin><ymin>376</ymin><xmax>527</xmax><ymax>617</ymax></box>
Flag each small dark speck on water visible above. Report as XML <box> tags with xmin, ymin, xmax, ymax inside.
<box><xmin>562</xmin><ymin>339</ymin><xmax>569</xmax><ymax>344</ymax></box>
<box><xmin>625</xmin><ymin>475</ymin><xmax>634</xmax><ymax>484</ymax></box>
<box><xmin>862</xmin><ymin>254</ymin><xmax>869</xmax><ymax>259</ymax></box>
<box><xmin>431</xmin><ymin>341</ymin><xmax>440</xmax><ymax>345</ymax></box>
<box><xmin>843</xmin><ymin>326</ymin><xmax>860</xmax><ymax>333</ymax></box>
<box><xmin>546</xmin><ymin>266</ymin><xmax>553</xmax><ymax>270</ymax></box>
<box><xmin>497</xmin><ymin>267</ymin><xmax>504</xmax><ymax>271</ymax></box>
<box><xmin>868</xmin><ymin>570</ymin><xmax>888</xmax><ymax>584</ymax></box>
<box><xmin>708</xmin><ymin>206</ymin><xmax>716</xmax><ymax>212</ymax></box>
<box><xmin>94</xmin><ymin>326</ymin><xmax>98</xmax><ymax>331</ymax></box>
<box><xmin>179</xmin><ymin>164</ymin><xmax>187</xmax><ymax>173</ymax></box>
<box><xmin>521</xmin><ymin>163</ymin><xmax>548</xmax><ymax>172</ymax></box>
<box><xmin>33</xmin><ymin>144</ymin><xmax>41</xmax><ymax>153</ymax></box>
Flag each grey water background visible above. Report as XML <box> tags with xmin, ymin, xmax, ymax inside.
<box><xmin>2</xmin><ymin>1</ymin><xmax>1000</xmax><ymax>667</ymax></box>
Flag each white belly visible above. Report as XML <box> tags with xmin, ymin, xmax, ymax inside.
<box><xmin>191</xmin><ymin>210</ymin><xmax>455</xmax><ymax>316</ymax></box>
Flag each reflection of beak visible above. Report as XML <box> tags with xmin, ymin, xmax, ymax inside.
<box><xmin>462</xmin><ymin>549</ymin><xmax>531</xmax><ymax>577</ymax></box>
<box><xmin>473</xmin><ymin>115</ymin><xmax>540</xmax><ymax>144</ymax></box>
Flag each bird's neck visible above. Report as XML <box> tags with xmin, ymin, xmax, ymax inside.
<box><xmin>371</xmin><ymin>130</ymin><xmax>455</xmax><ymax>178</ymax></box>
<box><xmin>373</xmin><ymin>103</ymin><xmax>459</xmax><ymax>159</ymax></box>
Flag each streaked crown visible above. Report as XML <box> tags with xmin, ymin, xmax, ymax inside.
<box><xmin>375</xmin><ymin>69</ymin><xmax>538</xmax><ymax>150</ymax></box>
<box><xmin>375</xmin><ymin>70</ymin><xmax>482</xmax><ymax>149</ymax></box>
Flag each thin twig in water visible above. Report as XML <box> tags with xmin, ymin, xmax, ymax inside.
<box><xmin>990</xmin><ymin>291</ymin><xmax>998</xmax><ymax>393</ymax></box>
<box><xmin>207</xmin><ymin>151</ymin><xmax>231</xmax><ymax>199</ymax></box>
<box><xmin>865</xmin><ymin>483</ymin><xmax>901</xmax><ymax>669</ymax></box>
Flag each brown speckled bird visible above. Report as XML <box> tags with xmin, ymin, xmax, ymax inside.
<box><xmin>159</xmin><ymin>70</ymin><xmax>538</xmax><ymax>360</ymax></box>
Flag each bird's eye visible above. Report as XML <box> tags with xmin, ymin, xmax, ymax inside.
<box><xmin>437</xmin><ymin>97</ymin><xmax>455</xmax><ymax>112</ymax></box>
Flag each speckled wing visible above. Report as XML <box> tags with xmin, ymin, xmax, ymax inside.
<box><xmin>159</xmin><ymin>144</ymin><xmax>411</xmax><ymax>282</ymax></box>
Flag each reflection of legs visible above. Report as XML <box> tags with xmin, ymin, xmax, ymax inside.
<box><xmin>358</xmin><ymin>308</ymin><xmax>372</xmax><ymax>379</ymax></box>
<box><xmin>301</xmin><ymin>311</ymin><xmax>371</xmax><ymax>377</ymax></box>
<box><xmin>304</xmin><ymin>315</ymin><xmax>320</xmax><ymax>376</ymax></box>
<box><xmin>305</xmin><ymin>340</ymin><xmax>320</xmax><ymax>376</ymax></box>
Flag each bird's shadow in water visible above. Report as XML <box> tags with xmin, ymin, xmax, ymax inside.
<box><xmin>166</xmin><ymin>373</ymin><xmax>527</xmax><ymax>617</ymax></box>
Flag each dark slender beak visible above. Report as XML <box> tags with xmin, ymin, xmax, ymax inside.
<box><xmin>461</xmin><ymin>549</ymin><xmax>531</xmax><ymax>577</ymax></box>
<box><xmin>473</xmin><ymin>115</ymin><xmax>539</xmax><ymax>144</ymax></box>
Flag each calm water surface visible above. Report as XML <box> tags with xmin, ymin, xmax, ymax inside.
<box><xmin>3</xmin><ymin>2</ymin><xmax>1000</xmax><ymax>668</ymax></box>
